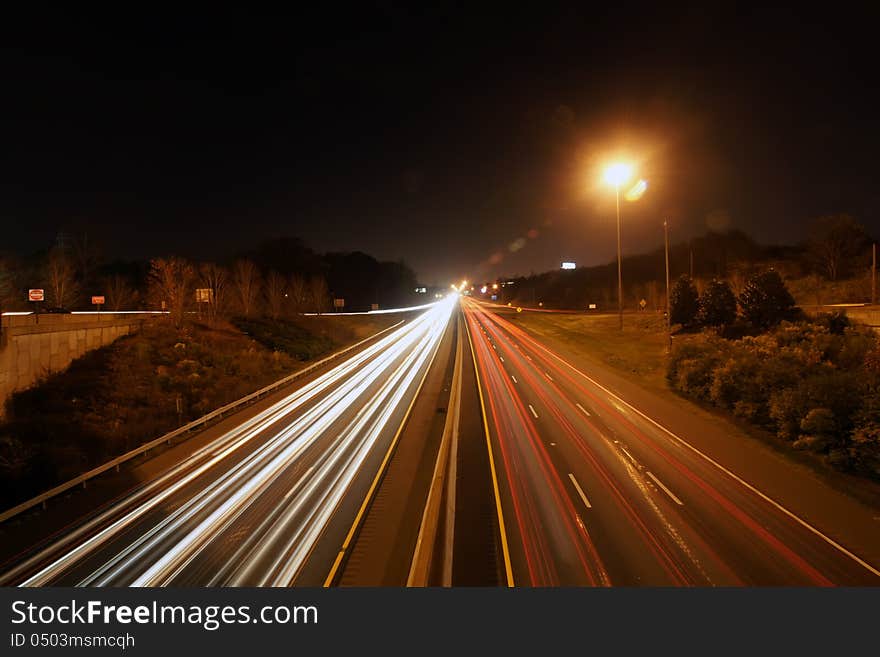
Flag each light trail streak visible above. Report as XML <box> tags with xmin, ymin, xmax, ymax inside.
<box><xmin>4</xmin><ymin>297</ymin><xmax>455</xmax><ymax>587</ymax></box>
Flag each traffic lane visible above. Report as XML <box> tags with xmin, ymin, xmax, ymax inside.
<box><xmin>5</xmin><ymin>306</ymin><xmax>450</xmax><ymax>586</ymax></box>
<box><xmin>106</xmin><ymin>315</ymin><xmax>444</xmax><ymax>586</ymax></box>
<box><xmin>466</xmin><ymin>308</ymin><xmax>608</xmax><ymax>586</ymax></box>
<box><xmin>478</xmin><ymin>305</ymin><xmax>880</xmax><ymax>585</ymax></box>
<box><xmin>336</xmin><ymin>309</ymin><xmax>456</xmax><ymax>586</ymax></box>
<box><xmin>468</xmin><ymin>305</ymin><xmax>721</xmax><ymax>585</ymax></box>
<box><xmin>13</xmin><ymin>340</ymin><xmax>403</xmax><ymax>586</ymax></box>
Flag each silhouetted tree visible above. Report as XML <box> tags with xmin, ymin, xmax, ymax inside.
<box><xmin>739</xmin><ymin>270</ymin><xmax>796</xmax><ymax>330</ymax></box>
<box><xmin>697</xmin><ymin>279</ymin><xmax>737</xmax><ymax>328</ymax></box>
<box><xmin>669</xmin><ymin>275</ymin><xmax>699</xmax><ymax>326</ymax></box>
<box><xmin>309</xmin><ymin>275</ymin><xmax>329</xmax><ymax>313</ymax></box>
<box><xmin>288</xmin><ymin>274</ymin><xmax>308</xmax><ymax>314</ymax></box>
<box><xmin>807</xmin><ymin>214</ymin><xmax>869</xmax><ymax>281</ymax></box>
<box><xmin>105</xmin><ymin>274</ymin><xmax>135</xmax><ymax>311</ymax></box>
<box><xmin>265</xmin><ymin>270</ymin><xmax>286</xmax><ymax>320</ymax></box>
<box><xmin>199</xmin><ymin>263</ymin><xmax>229</xmax><ymax>324</ymax></box>
<box><xmin>148</xmin><ymin>257</ymin><xmax>195</xmax><ymax>328</ymax></box>
<box><xmin>45</xmin><ymin>245</ymin><xmax>78</xmax><ymax>308</ymax></box>
<box><xmin>233</xmin><ymin>259</ymin><xmax>260</xmax><ymax>317</ymax></box>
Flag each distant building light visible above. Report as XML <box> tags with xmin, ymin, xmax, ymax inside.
<box><xmin>588</xmin><ymin>303</ymin><xmax>597</xmax><ymax>310</ymax></box>
<box><xmin>507</xmin><ymin>281</ymin><xmax>515</xmax><ymax>285</ymax></box>
<box><xmin>414</xmin><ymin>287</ymin><xmax>427</xmax><ymax>294</ymax></box>
<box><xmin>561</xmin><ymin>262</ymin><xmax>576</xmax><ymax>270</ymax></box>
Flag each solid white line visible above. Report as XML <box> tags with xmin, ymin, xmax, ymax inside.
<box><xmin>528</xmin><ymin>404</ymin><xmax>538</xmax><ymax>419</ymax></box>
<box><xmin>568</xmin><ymin>474</ymin><xmax>592</xmax><ymax>509</ymax></box>
<box><xmin>647</xmin><ymin>471</ymin><xmax>683</xmax><ymax>506</ymax></box>
<box><xmin>511</xmin><ymin>375</ymin><xmax>517</xmax><ymax>384</ymax></box>
<box><xmin>576</xmin><ymin>403</ymin><xmax>591</xmax><ymax>416</ymax></box>
<box><xmin>535</xmin><ymin>341</ymin><xmax>880</xmax><ymax>578</ymax></box>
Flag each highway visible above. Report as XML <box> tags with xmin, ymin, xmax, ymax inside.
<box><xmin>2</xmin><ymin>293</ymin><xmax>879</xmax><ymax>587</ymax></box>
<box><xmin>462</xmin><ymin>298</ymin><xmax>880</xmax><ymax>586</ymax></box>
<box><xmin>0</xmin><ymin>297</ymin><xmax>456</xmax><ymax>586</ymax></box>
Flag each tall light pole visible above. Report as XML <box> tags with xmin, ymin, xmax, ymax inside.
<box><xmin>603</xmin><ymin>163</ymin><xmax>633</xmax><ymax>330</ymax></box>
<box><xmin>664</xmin><ymin>219</ymin><xmax>672</xmax><ymax>352</ymax></box>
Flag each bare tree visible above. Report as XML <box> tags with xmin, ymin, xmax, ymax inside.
<box><xmin>808</xmin><ymin>214</ymin><xmax>869</xmax><ymax>281</ymax></box>
<box><xmin>72</xmin><ymin>233</ymin><xmax>100</xmax><ymax>288</ymax></box>
<box><xmin>199</xmin><ymin>262</ymin><xmax>229</xmax><ymax>324</ymax></box>
<box><xmin>233</xmin><ymin>259</ymin><xmax>260</xmax><ymax>317</ymax></box>
<box><xmin>106</xmin><ymin>274</ymin><xmax>135</xmax><ymax>311</ymax></box>
<box><xmin>287</xmin><ymin>274</ymin><xmax>308</xmax><ymax>315</ymax></box>
<box><xmin>309</xmin><ymin>275</ymin><xmax>329</xmax><ymax>314</ymax></box>
<box><xmin>265</xmin><ymin>270</ymin><xmax>286</xmax><ymax>320</ymax></box>
<box><xmin>148</xmin><ymin>257</ymin><xmax>195</xmax><ymax>328</ymax></box>
<box><xmin>46</xmin><ymin>246</ymin><xmax>79</xmax><ymax>308</ymax></box>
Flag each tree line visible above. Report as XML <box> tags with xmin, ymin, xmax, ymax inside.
<box><xmin>0</xmin><ymin>235</ymin><xmax>420</xmax><ymax>317</ymax></box>
<box><xmin>492</xmin><ymin>215</ymin><xmax>875</xmax><ymax>311</ymax></box>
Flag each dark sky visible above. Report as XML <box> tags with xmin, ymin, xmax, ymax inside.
<box><xmin>2</xmin><ymin>5</ymin><xmax>878</xmax><ymax>284</ymax></box>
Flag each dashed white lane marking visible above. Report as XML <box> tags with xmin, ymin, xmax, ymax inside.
<box><xmin>568</xmin><ymin>473</ymin><xmax>592</xmax><ymax>509</ymax></box>
<box><xmin>575</xmin><ymin>403</ymin><xmax>591</xmax><ymax>416</ymax></box>
<box><xmin>528</xmin><ymin>404</ymin><xmax>539</xmax><ymax>419</ymax></box>
<box><xmin>546</xmin><ymin>372</ymin><xmax>554</xmax><ymax>382</ymax></box>
<box><xmin>499</xmin><ymin>356</ymin><xmax>504</xmax><ymax>363</ymax></box>
<box><xmin>511</xmin><ymin>375</ymin><xmax>517</xmax><ymax>384</ymax></box>
<box><xmin>620</xmin><ymin>446</ymin><xmax>638</xmax><ymax>466</ymax></box>
<box><xmin>647</xmin><ymin>471</ymin><xmax>683</xmax><ymax>506</ymax></box>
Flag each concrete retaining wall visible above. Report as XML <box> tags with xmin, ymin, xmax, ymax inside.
<box><xmin>0</xmin><ymin>313</ymin><xmax>157</xmax><ymax>418</ymax></box>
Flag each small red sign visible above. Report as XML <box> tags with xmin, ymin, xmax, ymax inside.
<box><xmin>92</xmin><ymin>296</ymin><xmax>105</xmax><ymax>305</ymax></box>
<box><xmin>28</xmin><ymin>289</ymin><xmax>44</xmax><ymax>302</ymax></box>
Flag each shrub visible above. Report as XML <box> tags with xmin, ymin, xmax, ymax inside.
<box><xmin>670</xmin><ymin>275</ymin><xmax>699</xmax><ymax>327</ymax></box>
<box><xmin>668</xmin><ymin>336</ymin><xmax>729</xmax><ymax>400</ymax></box>
<box><xmin>697</xmin><ymin>279</ymin><xmax>737</xmax><ymax>328</ymax></box>
<box><xmin>739</xmin><ymin>270</ymin><xmax>797</xmax><ymax>330</ymax></box>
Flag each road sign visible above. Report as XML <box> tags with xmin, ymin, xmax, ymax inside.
<box><xmin>91</xmin><ymin>296</ymin><xmax>105</xmax><ymax>306</ymax></box>
<box><xmin>28</xmin><ymin>289</ymin><xmax>44</xmax><ymax>302</ymax></box>
<box><xmin>334</xmin><ymin>298</ymin><xmax>345</xmax><ymax>309</ymax></box>
<box><xmin>195</xmin><ymin>288</ymin><xmax>213</xmax><ymax>303</ymax></box>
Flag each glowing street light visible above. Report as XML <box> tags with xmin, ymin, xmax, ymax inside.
<box><xmin>602</xmin><ymin>161</ymin><xmax>635</xmax><ymax>330</ymax></box>
<box><xmin>603</xmin><ymin>162</ymin><xmax>633</xmax><ymax>187</ymax></box>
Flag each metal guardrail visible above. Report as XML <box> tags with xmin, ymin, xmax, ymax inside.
<box><xmin>0</xmin><ymin>320</ymin><xmax>405</xmax><ymax>524</ymax></box>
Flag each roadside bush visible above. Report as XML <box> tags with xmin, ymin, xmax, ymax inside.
<box><xmin>739</xmin><ymin>270</ymin><xmax>797</xmax><ymax>330</ymax></box>
<box><xmin>697</xmin><ymin>279</ymin><xmax>737</xmax><ymax>329</ymax></box>
<box><xmin>667</xmin><ymin>335</ymin><xmax>729</xmax><ymax>401</ymax></box>
<box><xmin>669</xmin><ymin>314</ymin><xmax>879</xmax><ymax>479</ymax></box>
<box><xmin>669</xmin><ymin>275</ymin><xmax>699</xmax><ymax>327</ymax></box>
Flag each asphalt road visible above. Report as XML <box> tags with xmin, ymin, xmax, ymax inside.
<box><xmin>462</xmin><ymin>298</ymin><xmax>880</xmax><ymax>586</ymax></box>
<box><xmin>0</xmin><ymin>297</ymin><xmax>456</xmax><ymax>586</ymax></box>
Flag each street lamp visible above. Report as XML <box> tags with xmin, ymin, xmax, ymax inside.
<box><xmin>603</xmin><ymin>162</ymin><xmax>633</xmax><ymax>330</ymax></box>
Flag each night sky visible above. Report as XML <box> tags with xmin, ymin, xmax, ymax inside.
<box><xmin>2</xmin><ymin>6</ymin><xmax>878</xmax><ymax>285</ymax></box>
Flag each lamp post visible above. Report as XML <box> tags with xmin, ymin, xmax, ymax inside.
<box><xmin>664</xmin><ymin>219</ymin><xmax>672</xmax><ymax>352</ymax></box>
<box><xmin>603</xmin><ymin>163</ymin><xmax>633</xmax><ymax>330</ymax></box>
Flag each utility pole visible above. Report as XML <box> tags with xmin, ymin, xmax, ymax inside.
<box><xmin>664</xmin><ymin>220</ymin><xmax>672</xmax><ymax>353</ymax></box>
<box><xmin>689</xmin><ymin>245</ymin><xmax>694</xmax><ymax>279</ymax></box>
<box><xmin>616</xmin><ymin>184</ymin><xmax>623</xmax><ymax>330</ymax></box>
<box><xmin>873</xmin><ymin>242</ymin><xmax>877</xmax><ymax>306</ymax></box>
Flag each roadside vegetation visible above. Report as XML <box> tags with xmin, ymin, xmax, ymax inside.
<box><xmin>667</xmin><ymin>270</ymin><xmax>879</xmax><ymax>479</ymax></box>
